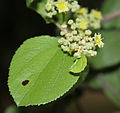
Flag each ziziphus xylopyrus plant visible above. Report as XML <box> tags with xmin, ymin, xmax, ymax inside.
<box><xmin>8</xmin><ymin>0</ymin><xmax>104</xmax><ymax>106</ymax></box>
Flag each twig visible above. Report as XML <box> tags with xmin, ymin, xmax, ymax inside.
<box><xmin>51</xmin><ymin>20</ymin><xmax>62</xmax><ymax>30</ymax></box>
<box><xmin>63</xmin><ymin>13</ymin><xmax>66</xmax><ymax>24</ymax></box>
<box><xmin>102</xmin><ymin>9</ymin><xmax>120</xmax><ymax>23</ymax></box>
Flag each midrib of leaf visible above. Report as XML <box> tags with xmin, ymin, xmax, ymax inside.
<box><xmin>46</xmin><ymin>54</ymin><xmax>66</xmax><ymax>97</ymax></box>
<box><xmin>17</xmin><ymin>47</ymin><xmax>59</xmax><ymax>105</ymax></box>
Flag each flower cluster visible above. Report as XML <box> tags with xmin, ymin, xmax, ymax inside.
<box><xmin>58</xmin><ymin>19</ymin><xmax>104</xmax><ymax>58</ymax></box>
<box><xmin>45</xmin><ymin>0</ymin><xmax>104</xmax><ymax>58</ymax></box>
<box><xmin>45</xmin><ymin>0</ymin><xmax>80</xmax><ymax>18</ymax></box>
<box><xmin>76</xmin><ymin>8</ymin><xmax>102</xmax><ymax>29</ymax></box>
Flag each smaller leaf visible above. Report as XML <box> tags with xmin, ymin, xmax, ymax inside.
<box><xmin>70</xmin><ymin>54</ymin><xmax>87</xmax><ymax>73</ymax></box>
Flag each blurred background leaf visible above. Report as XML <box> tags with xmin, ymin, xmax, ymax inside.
<box><xmin>4</xmin><ymin>106</ymin><xmax>24</xmax><ymax>113</ymax></box>
<box><xmin>88</xmin><ymin>68</ymin><xmax>120</xmax><ymax>107</ymax></box>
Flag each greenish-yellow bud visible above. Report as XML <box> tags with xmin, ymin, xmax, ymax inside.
<box><xmin>68</xmin><ymin>19</ymin><xmax>74</xmax><ymax>25</ymax></box>
<box><xmin>85</xmin><ymin>30</ymin><xmax>92</xmax><ymax>36</ymax></box>
<box><xmin>73</xmin><ymin>52</ymin><xmax>81</xmax><ymax>58</ymax></box>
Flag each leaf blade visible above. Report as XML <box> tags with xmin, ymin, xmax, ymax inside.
<box><xmin>70</xmin><ymin>54</ymin><xmax>87</xmax><ymax>73</ymax></box>
<box><xmin>8</xmin><ymin>35</ymin><xmax>79</xmax><ymax>106</ymax></box>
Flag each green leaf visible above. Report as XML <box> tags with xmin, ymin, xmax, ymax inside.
<box><xmin>102</xmin><ymin>0</ymin><xmax>120</xmax><ymax>28</ymax></box>
<box><xmin>8</xmin><ymin>35</ymin><xmax>79</xmax><ymax>106</ymax></box>
<box><xmin>89</xmin><ymin>30</ymin><xmax>120</xmax><ymax>69</ymax></box>
<box><xmin>26</xmin><ymin>0</ymin><xmax>50</xmax><ymax>23</ymax></box>
<box><xmin>70</xmin><ymin>54</ymin><xmax>87</xmax><ymax>73</ymax></box>
<box><xmin>88</xmin><ymin>68</ymin><xmax>120</xmax><ymax>107</ymax></box>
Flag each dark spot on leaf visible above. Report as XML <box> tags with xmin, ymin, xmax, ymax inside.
<box><xmin>22</xmin><ymin>80</ymin><xmax>29</xmax><ymax>86</ymax></box>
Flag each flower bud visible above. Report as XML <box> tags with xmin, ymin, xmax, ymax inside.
<box><xmin>85</xmin><ymin>30</ymin><xmax>92</xmax><ymax>36</ymax></box>
<box><xmin>68</xmin><ymin>19</ymin><xmax>74</xmax><ymax>25</ymax></box>
<box><xmin>73</xmin><ymin>52</ymin><xmax>81</xmax><ymax>58</ymax></box>
<box><xmin>61</xmin><ymin>24</ymin><xmax>67</xmax><ymax>29</ymax></box>
<box><xmin>61</xmin><ymin>45</ymin><xmax>69</xmax><ymax>52</ymax></box>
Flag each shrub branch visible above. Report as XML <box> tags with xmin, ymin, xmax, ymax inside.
<box><xmin>102</xmin><ymin>9</ymin><xmax>120</xmax><ymax>23</ymax></box>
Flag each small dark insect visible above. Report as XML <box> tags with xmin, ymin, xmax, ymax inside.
<box><xmin>22</xmin><ymin>80</ymin><xmax>29</xmax><ymax>86</ymax></box>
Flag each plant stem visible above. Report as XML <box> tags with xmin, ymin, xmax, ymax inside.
<box><xmin>102</xmin><ymin>9</ymin><xmax>120</xmax><ymax>23</ymax></box>
<box><xmin>63</xmin><ymin>13</ymin><xmax>66</xmax><ymax>24</ymax></box>
<box><xmin>51</xmin><ymin>20</ymin><xmax>62</xmax><ymax>30</ymax></box>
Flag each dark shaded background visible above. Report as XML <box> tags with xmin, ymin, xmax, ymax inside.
<box><xmin>1</xmin><ymin>0</ymin><xmax>120</xmax><ymax>113</ymax></box>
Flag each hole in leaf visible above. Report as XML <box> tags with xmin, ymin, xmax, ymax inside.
<box><xmin>22</xmin><ymin>80</ymin><xmax>29</xmax><ymax>86</ymax></box>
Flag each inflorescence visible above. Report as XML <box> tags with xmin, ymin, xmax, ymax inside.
<box><xmin>45</xmin><ymin>0</ymin><xmax>104</xmax><ymax>58</ymax></box>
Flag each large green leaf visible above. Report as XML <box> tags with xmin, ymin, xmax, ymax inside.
<box><xmin>8</xmin><ymin>36</ymin><xmax>79</xmax><ymax>106</ymax></box>
<box><xmin>26</xmin><ymin>0</ymin><xmax>50</xmax><ymax>23</ymax></box>
<box><xmin>89</xmin><ymin>30</ymin><xmax>120</xmax><ymax>69</ymax></box>
<box><xmin>88</xmin><ymin>68</ymin><xmax>120</xmax><ymax>106</ymax></box>
<box><xmin>70</xmin><ymin>54</ymin><xmax>87</xmax><ymax>73</ymax></box>
<box><xmin>102</xmin><ymin>0</ymin><xmax>120</xmax><ymax>28</ymax></box>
